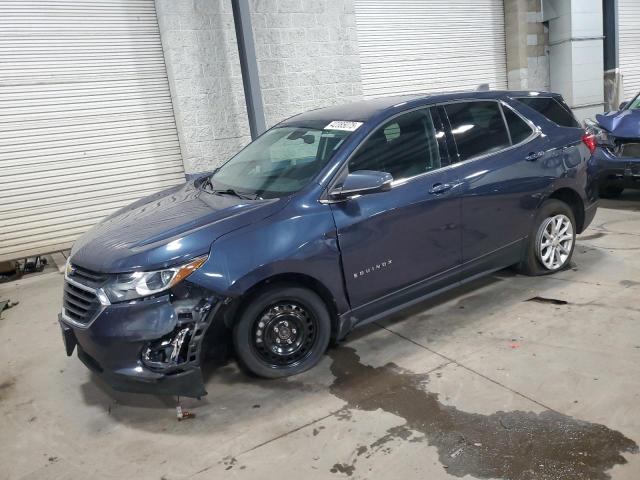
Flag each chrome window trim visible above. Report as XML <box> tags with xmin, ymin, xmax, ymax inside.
<box><xmin>321</xmin><ymin>98</ymin><xmax>541</xmax><ymax>200</ymax></box>
<box><xmin>60</xmin><ymin>273</ymin><xmax>110</xmax><ymax>329</ymax></box>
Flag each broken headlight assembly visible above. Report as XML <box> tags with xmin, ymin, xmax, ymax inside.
<box><xmin>584</xmin><ymin>119</ymin><xmax>613</xmax><ymax>147</ymax></box>
<box><xmin>103</xmin><ymin>256</ymin><xmax>207</xmax><ymax>302</ymax></box>
<box><xmin>142</xmin><ymin>326</ymin><xmax>193</xmax><ymax>368</ymax></box>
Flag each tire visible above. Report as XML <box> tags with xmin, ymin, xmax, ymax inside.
<box><xmin>599</xmin><ymin>186</ymin><xmax>624</xmax><ymax>199</ymax></box>
<box><xmin>518</xmin><ymin>199</ymin><xmax>576</xmax><ymax>276</ymax></box>
<box><xmin>233</xmin><ymin>285</ymin><xmax>331</xmax><ymax>378</ymax></box>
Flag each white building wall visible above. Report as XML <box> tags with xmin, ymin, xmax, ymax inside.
<box><xmin>544</xmin><ymin>0</ymin><xmax>604</xmax><ymax>121</ymax></box>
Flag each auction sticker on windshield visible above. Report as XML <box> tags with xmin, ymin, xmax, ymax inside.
<box><xmin>325</xmin><ymin>121</ymin><xmax>363</xmax><ymax>132</ymax></box>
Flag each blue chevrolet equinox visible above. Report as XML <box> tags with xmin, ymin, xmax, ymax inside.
<box><xmin>59</xmin><ymin>90</ymin><xmax>599</xmax><ymax>397</ymax></box>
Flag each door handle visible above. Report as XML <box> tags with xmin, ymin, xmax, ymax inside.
<box><xmin>429</xmin><ymin>183</ymin><xmax>452</xmax><ymax>194</ymax></box>
<box><xmin>525</xmin><ymin>151</ymin><xmax>545</xmax><ymax>161</ymax></box>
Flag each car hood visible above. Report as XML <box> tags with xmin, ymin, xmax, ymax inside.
<box><xmin>596</xmin><ymin>109</ymin><xmax>640</xmax><ymax>138</ymax></box>
<box><xmin>70</xmin><ymin>182</ymin><xmax>286</xmax><ymax>273</ymax></box>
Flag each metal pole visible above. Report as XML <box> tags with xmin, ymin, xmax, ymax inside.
<box><xmin>231</xmin><ymin>0</ymin><xmax>267</xmax><ymax>140</ymax></box>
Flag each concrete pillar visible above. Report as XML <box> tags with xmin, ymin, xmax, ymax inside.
<box><xmin>544</xmin><ymin>0</ymin><xmax>605</xmax><ymax>121</ymax></box>
<box><xmin>505</xmin><ymin>0</ymin><xmax>529</xmax><ymax>89</ymax></box>
<box><xmin>504</xmin><ymin>0</ymin><xmax>550</xmax><ymax>91</ymax></box>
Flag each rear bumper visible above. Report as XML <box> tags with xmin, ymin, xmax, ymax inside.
<box><xmin>59</xmin><ymin>288</ymin><xmax>221</xmax><ymax>398</ymax></box>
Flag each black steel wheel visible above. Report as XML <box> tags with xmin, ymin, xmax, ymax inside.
<box><xmin>252</xmin><ymin>302</ymin><xmax>317</xmax><ymax>367</ymax></box>
<box><xmin>233</xmin><ymin>286</ymin><xmax>331</xmax><ymax>378</ymax></box>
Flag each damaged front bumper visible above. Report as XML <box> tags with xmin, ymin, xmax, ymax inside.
<box><xmin>59</xmin><ymin>280</ymin><xmax>223</xmax><ymax>398</ymax></box>
<box><xmin>593</xmin><ymin>143</ymin><xmax>640</xmax><ymax>190</ymax></box>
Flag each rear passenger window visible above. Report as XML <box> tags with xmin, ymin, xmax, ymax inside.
<box><xmin>502</xmin><ymin>106</ymin><xmax>533</xmax><ymax>144</ymax></box>
<box><xmin>516</xmin><ymin>96</ymin><xmax>580</xmax><ymax>128</ymax></box>
<box><xmin>444</xmin><ymin>101</ymin><xmax>511</xmax><ymax>161</ymax></box>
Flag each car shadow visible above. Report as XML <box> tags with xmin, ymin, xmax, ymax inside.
<box><xmin>600</xmin><ymin>190</ymin><xmax>640</xmax><ymax>211</ymax></box>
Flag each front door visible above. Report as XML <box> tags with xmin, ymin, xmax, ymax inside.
<box><xmin>330</xmin><ymin>107</ymin><xmax>462</xmax><ymax>311</ymax></box>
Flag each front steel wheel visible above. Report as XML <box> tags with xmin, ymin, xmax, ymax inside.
<box><xmin>233</xmin><ymin>286</ymin><xmax>331</xmax><ymax>378</ymax></box>
<box><xmin>252</xmin><ymin>302</ymin><xmax>318</xmax><ymax>367</ymax></box>
<box><xmin>536</xmin><ymin>214</ymin><xmax>574</xmax><ymax>271</ymax></box>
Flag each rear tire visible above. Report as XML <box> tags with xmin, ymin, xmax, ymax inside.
<box><xmin>518</xmin><ymin>199</ymin><xmax>576</xmax><ymax>276</ymax></box>
<box><xmin>233</xmin><ymin>286</ymin><xmax>331</xmax><ymax>378</ymax></box>
<box><xmin>599</xmin><ymin>186</ymin><xmax>624</xmax><ymax>198</ymax></box>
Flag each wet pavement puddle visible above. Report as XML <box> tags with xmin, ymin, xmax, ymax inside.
<box><xmin>328</xmin><ymin>347</ymin><xmax>638</xmax><ymax>479</ymax></box>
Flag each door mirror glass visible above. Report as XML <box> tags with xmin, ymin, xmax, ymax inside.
<box><xmin>329</xmin><ymin>170</ymin><xmax>393</xmax><ymax>200</ymax></box>
<box><xmin>619</xmin><ymin>101</ymin><xmax>628</xmax><ymax>110</ymax></box>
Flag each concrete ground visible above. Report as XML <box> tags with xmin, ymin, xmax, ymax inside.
<box><xmin>1</xmin><ymin>202</ymin><xmax>640</xmax><ymax>480</ymax></box>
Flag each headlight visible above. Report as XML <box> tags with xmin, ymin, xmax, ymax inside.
<box><xmin>584</xmin><ymin>119</ymin><xmax>611</xmax><ymax>145</ymax></box>
<box><xmin>65</xmin><ymin>256</ymin><xmax>73</xmax><ymax>276</ymax></box>
<box><xmin>103</xmin><ymin>256</ymin><xmax>207</xmax><ymax>302</ymax></box>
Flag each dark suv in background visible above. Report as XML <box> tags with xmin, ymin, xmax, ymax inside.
<box><xmin>586</xmin><ymin>91</ymin><xmax>640</xmax><ymax>198</ymax></box>
<box><xmin>59</xmin><ymin>90</ymin><xmax>598</xmax><ymax>397</ymax></box>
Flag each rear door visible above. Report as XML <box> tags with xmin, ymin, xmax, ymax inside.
<box><xmin>331</xmin><ymin>107</ymin><xmax>462</xmax><ymax>311</ymax></box>
<box><xmin>443</xmin><ymin>100</ymin><xmax>547</xmax><ymax>268</ymax></box>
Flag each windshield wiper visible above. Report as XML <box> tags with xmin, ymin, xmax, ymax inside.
<box><xmin>209</xmin><ymin>188</ymin><xmax>261</xmax><ymax>200</ymax></box>
<box><xmin>199</xmin><ymin>175</ymin><xmax>262</xmax><ymax>200</ymax></box>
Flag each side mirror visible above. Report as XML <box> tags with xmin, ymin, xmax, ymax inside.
<box><xmin>329</xmin><ymin>170</ymin><xmax>393</xmax><ymax>200</ymax></box>
<box><xmin>619</xmin><ymin>101</ymin><xmax>628</xmax><ymax>110</ymax></box>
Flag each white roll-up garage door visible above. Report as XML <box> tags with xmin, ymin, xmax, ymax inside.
<box><xmin>618</xmin><ymin>0</ymin><xmax>640</xmax><ymax>97</ymax></box>
<box><xmin>354</xmin><ymin>0</ymin><xmax>508</xmax><ymax>98</ymax></box>
<box><xmin>0</xmin><ymin>0</ymin><xmax>185</xmax><ymax>262</ymax></box>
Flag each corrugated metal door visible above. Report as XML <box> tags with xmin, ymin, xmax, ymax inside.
<box><xmin>618</xmin><ymin>0</ymin><xmax>640</xmax><ymax>97</ymax></box>
<box><xmin>354</xmin><ymin>0</ymin><xmax>508</xmax><ymax>98</ymax></box>
<box><xmin>0</xmin><ymin>0</ymin><xmax>185</xmax><ymax>262</ymax></box>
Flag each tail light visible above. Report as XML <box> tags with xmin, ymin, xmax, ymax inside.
<box><xmin>582</xmin><ymin>133</ymin><xmax>597</xmax><ymax>153</ymax></box>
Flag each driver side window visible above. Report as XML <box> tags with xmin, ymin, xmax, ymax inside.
<box><xmin>349</xmin><ymin>108</ymin><xmax>443</xmax><ymax>181</ymax></box>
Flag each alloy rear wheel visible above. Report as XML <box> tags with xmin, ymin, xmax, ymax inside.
<box><xmin>518</xmin><ymin>199</ymin><xmax>576</xmax><ymax>276</ymax></box>
<box><xmin>536</xmin><ymin>214</ymin><xmax>574</xmax><ymax>271</ymax></box>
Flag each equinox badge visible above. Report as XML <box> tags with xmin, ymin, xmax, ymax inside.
<box><xmin>353</xmin><ymin>259</ymin><xmax>393</xmax><ymax>279</ymax></box>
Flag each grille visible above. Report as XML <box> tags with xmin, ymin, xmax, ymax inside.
<box><xmin>63</xmin><ymin>281</ymin><xmax>102</xmax><ymax>325</ymax></box>
<box><xmin>68</xmin><ymin>264</ymin><xmax>108</xmax><ymax>288</ymax></box>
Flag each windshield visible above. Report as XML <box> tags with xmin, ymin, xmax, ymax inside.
<box><xmin>205</xmin><ymin>126</ymin><xmax>352</xmax><ymax>199</ymax></box>
<box><xmin>627</xmin><ymin>93</ymin><xmax>640</xmax><ymax>110</ymax></box>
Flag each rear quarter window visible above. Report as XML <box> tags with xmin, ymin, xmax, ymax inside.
<box><xmin>502</xmin><ymin>106</ymin><xmax>534</xmax><ymax>144</ymax></box>
<box><xmin>515</xmin><ymin>96</ymin><xmax>580</xmax><ymax>128</ymax></box>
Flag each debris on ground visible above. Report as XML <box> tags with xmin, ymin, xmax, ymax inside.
<box><xmin>0</xmin><ymin>261</ymin><xmax>21</xmax><ymax>284</ymax></box>
<box><xmin>0</xmin><ymin>299</ymin><xmax>19</xmax><ymax>319</ymax></box>
<box><xmin>22</xmin><ymin>256</ymin><xmax>47</xmax><ymax>274</ymax></box>
<box><xmin>1</xmin><ymin>256</ymin><xmax>52</xmax><ymax>284</ymax></box>
<box><xmin>176</xmin><ymin>399</ymin><xmax>195</xmax><ymax>421</ymax></box>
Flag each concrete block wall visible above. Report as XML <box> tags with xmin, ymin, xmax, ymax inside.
<box><xmin>155</xmin><ymin>0</ymin><xmax>250</xmax><ymax>174</ymax></box>
<box><xmin>155</xmin><ymin>0</ymin><xmax>363</xmax><ymax>174</ymax></box>
<box><xmin>251</xmin><ymin>0</ymin><xmax>363</xmax><ymax>128</ymax></box>
<box><xmin>525</xmin><ymin>0</ymin><xmax>550</xmax><ymax>91</ymax></box>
